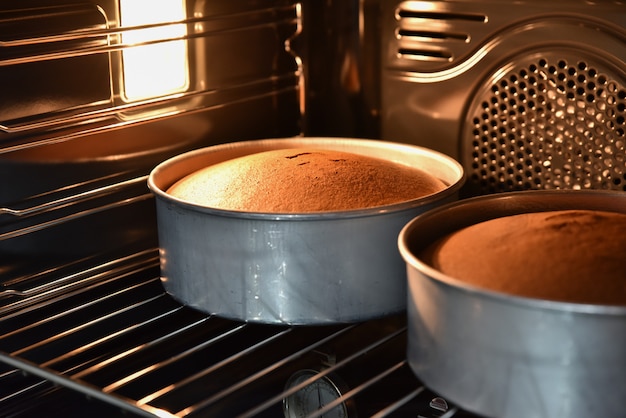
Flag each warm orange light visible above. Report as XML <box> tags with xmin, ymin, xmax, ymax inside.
<box><xmin>120</xmin><ymin>0</ymin><xmax>188</xmax><ymax>101</ymax></box>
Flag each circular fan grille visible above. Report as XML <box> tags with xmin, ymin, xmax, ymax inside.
<box><xmin>464</xmin><ymin>54</ymin><xmax>626</xmax><ymax>194</ymax></box>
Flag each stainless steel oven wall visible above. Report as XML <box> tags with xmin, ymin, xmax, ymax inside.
<box><xmin>381</xmin><ymin>0</ymin><xmax>626</xmax><ymax>196</ymax></box>
<box><xmin>298</xmin><ymin>0</ymin><xmax>382</xmax><ymax>139</ymax></box>
<box><xmin>0</xmin><ymin>0</ymin><xmax>302</xmax><ymax>257</ymax></box>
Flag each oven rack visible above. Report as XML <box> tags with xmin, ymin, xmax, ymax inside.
<box><xmin>0</xmin><ymin>71</ymin><xmax>300</xmax><ymax>150</ymax></box>
<box><xmin>1</xmin><ymin>4</ymin><xmax>299</xmax><ymax>60</ymax></box>
<box><xmin>0</xmin><ymin>175</ymin><xmax>149</xmax><ymax>237</ymax></box>
<box><xmin>0</xmin><ymin>249</ymin><xmax>476</xmax><ymax>417</ymax></box>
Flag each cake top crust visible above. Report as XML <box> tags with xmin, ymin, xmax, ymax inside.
<box><xmin>422</xmin><ymin>209</ymin><xmax>626</xmax><ymax>305</ymax></box>
<box><xmin>168</xmin><ymin>148</ymin><xmax>447</xmax><ymax>213</ymax></box>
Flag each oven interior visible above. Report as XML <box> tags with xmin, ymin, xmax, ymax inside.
<box><xmin>1</xmin><ymin>0</ymin><xmax>624</xmax><ymax>417</ymax></box>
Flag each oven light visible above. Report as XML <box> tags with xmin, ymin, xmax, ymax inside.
<box><xmin>120</xmin><ymin>0</ymin><xmax>188</xmax><ymax>102</ymax></box>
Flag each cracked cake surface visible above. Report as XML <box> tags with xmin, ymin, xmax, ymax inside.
<box><xmin>167</xmin><ymin>148</ymin><xmax>446</xmax><ymax>213</ymax></box>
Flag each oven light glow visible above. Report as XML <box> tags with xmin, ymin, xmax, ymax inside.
<box><xmin>120</xmin><ymin>0</ymin><xmax>188</xmax><ymax>102</ymax></box>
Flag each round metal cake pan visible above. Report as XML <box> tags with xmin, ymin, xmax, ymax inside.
<box><xmin>398</xmin><ymin>189</ymin><xmax>626</xmax><ymax>418</ymax></box>
<box><xmin>148</xmin><ymin>137</ymin><xmax>464</xmax><ymax>325</ymax></box>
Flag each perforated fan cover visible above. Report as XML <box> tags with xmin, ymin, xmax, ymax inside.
<box><xmin>463</xmin><ymin>51</ymin><xmax>626</xmax><ymax>195</ymax></box>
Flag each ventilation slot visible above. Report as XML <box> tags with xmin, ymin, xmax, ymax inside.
<box><xmin>397</xmin><ymin>10</ymin><xmax>487</xmax><ymax>23</ymax></box>
<box><xmin>397</xmin><ymin>29</ymin><xmax>469</xmax><ymax>43</ymax></box>
<box><xmin>394</xmin><ymin>5</ymin><xmax>486</xmax><ymax>64</ymax></box>
<box><xmin>397</xmin><ymin>47</ymin><xmax>453</xmax><ymax>62</ymax></box>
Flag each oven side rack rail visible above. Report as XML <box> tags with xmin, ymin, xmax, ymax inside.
<box><xmin>0</xmin><ymin>2</ymin><xmax>301</xmax><ymax>140</ymax></box>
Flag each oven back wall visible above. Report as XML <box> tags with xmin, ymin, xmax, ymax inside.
<box><xmin>380</xmin><ymin>0</ymin><xmax>626</xmax><ymax>196</ymax></box>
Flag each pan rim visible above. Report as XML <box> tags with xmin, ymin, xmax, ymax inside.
<box><xmin>148</xmin><ymin>136</ymin><xmax>466</xmax><ymax>220</ymax></box>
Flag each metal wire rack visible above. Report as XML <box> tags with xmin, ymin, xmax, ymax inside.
<box><xmin>0</xmin><ymin>248</ymin><xmax>477</xmax><ymax>417</ymax></box>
